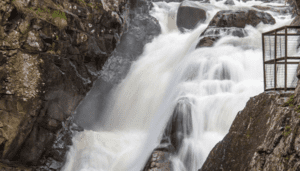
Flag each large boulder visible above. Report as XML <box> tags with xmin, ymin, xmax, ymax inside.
<box><xmin>196</xmin><ymin>10</ymin><xmax>275</xmax><ymax>48</ymax></box>
<box><xmin>177</xmin><ymin>1</ymin><xmax>207</xmax><ymax>32</ymax></box>
<box><xmin>224</xmin><ymin>0</ymin><xmax>235</xmax><ymax>5</ymax></box>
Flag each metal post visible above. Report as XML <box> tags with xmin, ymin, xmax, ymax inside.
<box><xmin>262</xmin><ymin>34</ymin><xmax>266</xmax><ymax>91</ymax></box>
<box><xmin>274</xmin><ymin>31</ymin><xmax>277</xmax><ymax>90</ymax></box>
<box><xmin>285</xmin><ymin>27</ymin><xmax>287</xmax><ymax>91</ymax></box>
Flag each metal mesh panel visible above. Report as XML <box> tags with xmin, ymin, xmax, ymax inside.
<box><xmin>276</xmin><ymin>35</ymin><xmax>285</xmax><ymax>58</ymax></box>
<box><xmin>265</xmin><ymin>64</ymin><xmax>274</xmax><ymax>90</ymax></box>
<box><xmin>264</xmin><ymin>35</ymin><xmax>275</xmax><ymax>62</ymax></box>
<box><xmin>276</xmin><ymin>64</ymin><xmax>285</xmax><ymax>88</ymax></box>
<box><xmin>287</xmin><ymin>64</ymin><xmax>298</xmax><ymax>88</ymax></box>
<box><xmin>287</xmin><ymin>35</ymin><xmax>300</xmax><ymax>57</ymax></box>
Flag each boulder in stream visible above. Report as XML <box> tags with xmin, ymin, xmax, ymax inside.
<box><xmin>177</xmin><ymin>1</ymin><xmax>207</xmax><ymax>32</ymax></box>
<box><xmin>224</xmin><ymin>0</ymin><xmax>235</xmax><ymax>5</ymax></box>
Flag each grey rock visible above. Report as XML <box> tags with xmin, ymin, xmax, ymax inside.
<box><xmin>177</xmin><ymin>1</ymin><xmax>207</xmax><ymax>32</ymax></box>
<box><xmin>224</xmin><ymin>0</ymin><xmax>235</xmax><ymax>5</ymax></box>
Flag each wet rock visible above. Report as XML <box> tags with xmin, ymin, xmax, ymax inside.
<box><xmin>176</xmin><ymin>1</ymin><xmax>207</xmax><ymax>32</ymax></box>
<box><xmin>143</xmin><ymin>97</ymin><xmax>193</xmax><ymax>170</ymax></box>
<box><xmin>208</xmin><ymin>10</ymin><xmax>275</xmax><ymax>28</ymax></box>
<box><xmin>18</xmin><ymin>126</ymin><xmax>55</xmax><ymax>165</ymax></box>
<box><xmin>143</xmin><ymin>149</ymin><xmax>172</xmax><ymax>171</ymax></box>
<box><xmin>196</xmin><ymin>36</ymin><xmax>220</xmax><ymax>48</ymax></box>
<box><xmin>252</xmin><ymin>5</ymin><xmax>292</xmax><ymax>15</ymax></box>
<box><xmin>224</xmin><ymin>0</ymin><xmax>235</xmax><ymax>5</ymax></box>
<box><xmin>164</xmin><ymin>97</ymin><xmax>193</xmax><ymax>152</ymax></box>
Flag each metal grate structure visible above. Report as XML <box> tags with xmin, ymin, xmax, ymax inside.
<box><xmin>262</xmin><ymin>26</ymin><xmax>300</xmax><ymax>91</ymax></box>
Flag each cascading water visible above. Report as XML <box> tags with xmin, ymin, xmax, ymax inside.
<box><xmin>62</xmin><ymin>0</ymin><xmax>294</xmax><ymax>171</ymax></box>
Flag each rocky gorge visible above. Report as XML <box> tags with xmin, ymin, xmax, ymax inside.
<box><xmin>1</xmin><ymin>0</ymin><xmax>300</xmax><ymax>171</ymax></box>
<box><xmin>0</xmin><ymin>0</ymin><xmax>160</xmax><ymax>170</ymax></box>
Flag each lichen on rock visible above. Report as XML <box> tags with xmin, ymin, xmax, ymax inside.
<box><xmin>6</xmin><ymin>51</ymin><xmax>42</xmax><ymax>101</ymax></box>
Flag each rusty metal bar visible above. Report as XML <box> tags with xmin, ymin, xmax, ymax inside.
<box><xmin>264</xmin><ymin>57</ymin><xmax>300</xmax><ymax>63</ymax></box>
<box><xmin>265</xmin><ymin>62</ymin><xmax>299</xmax><ymax>64</ymax></box>
<box><xmin>265</xmin><ymin>88</ymin><xmax>296</xmax><ymax>91</ymax></box>
<box><xmin>274</xmin><ymin>30</ymin><xmax>277</xmax><ymax>90</ymax></box>
<box><xmin>274</xmin><ymin>34</ymin><xmax>300</xmax><ymax>36</ymax></box>
<box><xmin>262</xmin><ymin>34</ymin><xmax>266</xmax><ymax>91</ymax></box>
<box><xmin>285</xmin><ymin>27</ymin><xmax>287</xmax><ymax>91</ymax></box>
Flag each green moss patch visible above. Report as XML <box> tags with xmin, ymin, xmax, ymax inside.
<box><xmin>283</xmin><ymin>126</ymin><xmax>292</xmax><ymax>136</ymax></box>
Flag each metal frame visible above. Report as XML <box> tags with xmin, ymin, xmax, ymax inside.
<box><xmin>262</xmin><ymin>26</ymin><xmax>300</xmax><ymax>91</ymax></box>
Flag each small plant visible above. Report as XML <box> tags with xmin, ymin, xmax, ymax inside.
<box><xmin>283</xmin><ymin>95</ymin><xmax>295</xmax><ymax>107</ymax></box>
<box><xmin>283</xmin><ymin>126</ymin><xmax>292</xmax><ymax>136</ymax></box>
<box><xmin>295</xmin><ymin>105</ymin><xmax>300</xmax><ymax>113</ymax></box>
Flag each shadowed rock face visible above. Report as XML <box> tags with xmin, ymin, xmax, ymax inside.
<box><xmin>0</xmin><ymin>0</ymin><xmax>131</xmax><ymax>170</ymax></box>
<box><xmin>176</xmin><ymin>1</ymin><xmax>207</xmax><ymax>32</ymax></box>
<box><xmin>143</xmin><ymin>97</ymin><xmax>193</xmax><ymax>171</ymax></box>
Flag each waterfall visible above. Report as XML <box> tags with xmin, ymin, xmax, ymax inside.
<box><xmin>62</xmin><ymin>1</ymin><xmax>294</xmax><ymax>171</ymax></box>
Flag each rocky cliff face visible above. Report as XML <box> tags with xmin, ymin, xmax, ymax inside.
<box><xmin>199</xmin><ymin>91</ymin><xmax>300</xmax><ymax>171</ymax></box>
<box><xmin>0</xmin><ymin>0</ymin><xmax>131</xmax><ymax>170</ymax></box>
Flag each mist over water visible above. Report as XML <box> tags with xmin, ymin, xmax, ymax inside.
<box><xmin>63</xmin><ymin>1</ymin><xmax>294</xmax><ymax>171</ymax></box>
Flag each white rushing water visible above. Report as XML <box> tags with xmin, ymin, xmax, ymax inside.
<box><xmin>62</xmin><ymin>0</ymin><xmax>294</xmax><ymax>171</ymax></box>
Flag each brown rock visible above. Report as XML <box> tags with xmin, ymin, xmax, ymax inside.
<box><xmin>0</xmin><ymin>0</ymin><xmax>132</xmax><ymax>169</ymax></box>
<box><xmin>252</xmin><ymin>5</ymin><xmax>292</xmax><ymax>15</ymax></box>
<box><xmin>208</xmin><ymin>10</ymin><xmax>275</xmax><ymax>28</ymax></box>
<box><xmin>196</xmin><ymin>36</ymin><xmax>220</xmax><ymax>48</ymax></box>
<box><xmin>143</xmin><ymin>150</ymin><xmax>172</xmax><ymax>171</ymax></box>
